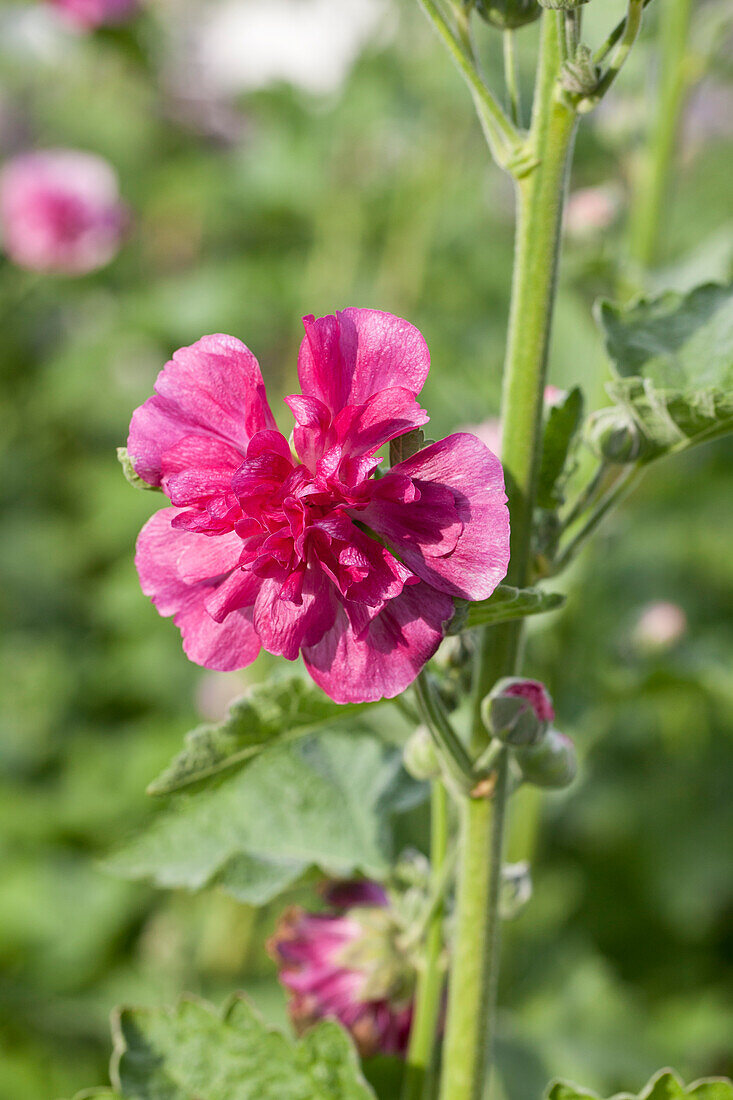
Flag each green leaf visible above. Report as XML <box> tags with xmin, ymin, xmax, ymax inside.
<box><xmin>451</xmin><ymin>584</ymin><xmax>565</xmax><ymax>633</ymax></box>
<box><xmin>596</xmin><ymin>283</ymin><xmax>733</xmax><ymax>458</ymax></box>
<box><xmin>106</xmin><ymin>730</ymin><xmax>418</xmax><ymax>905</ymax></box>
<box><xmin>147</xmin><ymin>675</ymin><xmax>376</xmax><ymax>796</ymax></box>
<box><xmin>116</xmin><ymin>447</ymin><xmax>162</xmax><ymax>492</ymax></box>
<box><xmin>537</xmin><ymin>386</ymin><xmax>584</xmax><ymax>509</ymax></box>
<box><xmin>545</xmin><ymin>1069</ymin><xmax>733</xmax><ymax>1100</ymax></box>
<box><xmin>105</xmin><ymin>993</ymin><xmax>375</xmax><ymax>1099</ymax></box>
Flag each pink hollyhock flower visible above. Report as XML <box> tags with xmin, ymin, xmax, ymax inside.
<box><xmin>128</xmin><ymin>309</ymin><xmax>510</xmax><ymax>703</ymax></box>
<box><xmin>268</xmin><ymin>879</ymin><xmax>415</xmax><ymax>1058</ymax></box>
<box><xmin>0</xmin><ymin>150</ymin><xmax>127</xmax><ymax>274</ymax></box>
<box><xmin>47</xmin><ymin>0</ymin><xmax>137</xmax><ymax>30</ymax></box>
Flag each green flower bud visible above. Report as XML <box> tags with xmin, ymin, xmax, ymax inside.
<box><xmin>515</xmin><ymin>729</ymin><xmax>577</xmax><ymax>789</ymax></box>
<box><xmin>474</xmin><ymin>0</ymin><xmax>542</xmax><ymax>29</ymax></box>
<box><xmin>585</xmin><ymin>407</ymin><xmax>649</xmax><ymax>464</ymax></box>
<box><xmin>403</xmin><ymin>726</ymin><xmax>442</xmax><ymax>781</ymax></box>
<box><xmin>481</xmin><ymin>676</ymin><xmax>554</xmax><ymax>747</ymax></box>
<box><xmin>538</xmin><ymin>0</ymin><xmax>590</xmax><ymax>9</ymax></box>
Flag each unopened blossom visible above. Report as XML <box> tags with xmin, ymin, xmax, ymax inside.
<box><xmin>482</xmin><ymin>676</ymin><xmax>554</xmax><ymax>746</ymax></box>
<box><xmin>47</xmin><ymin>0</ymin><xmax>137</xmax><ymax>30</ymax></box>
<box><xmin>128</xmin><ymin>309</ymin><xmax>510</xmax><ymax>703</ymax></box>
<box><xmin>0</xmin><ymin>150</ymin><xmax>127</xmax><ymax>274</ymax></box>
<box><xmin>268</xmin><ymin>880</ymin><xmax>414</xmax><ymax>1058</ymax></box>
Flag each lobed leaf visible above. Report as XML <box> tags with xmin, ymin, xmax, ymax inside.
<box><xmin>537</xmin><ymin>386</ymin><xmax>584</xmax><ymax>509</ymax></box>
<box><xmin>147</xmin><ymin>675</ymin><xmax>376</xmax><ymax>796</ymax></box>
<box><xmin>67</xmin><ymin>994</ymin><xmax>375</xmax><ymax>1099</ymax></box>
<box><xmin>596</xmin><ymin>283</ymin><xmax>733</xmax><ymax>459</ymax></box>
<box><xmin>545</xmin><ymin>1069</ymin><xmax>733</xmax><ymax>1100</ymax></box>
<box><xmin>451</xmin><ymin>584</ymin><xmax>565</xmax><ymax>633</ymax></box>
<box><xmin>106</xmin><ymin>729</ymin><xmax>419</xmax><ymax>905</ymax></box>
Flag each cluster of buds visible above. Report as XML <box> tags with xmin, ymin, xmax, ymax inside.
<box><xmin>481</xmin><ymin>677</ymin><xmax>577</xmax><ymax>789</ymax></box>
<box><xmin>268</xmin><ymin>880</ymin><xmax>418</xmax><ymax>1058</ymax></box>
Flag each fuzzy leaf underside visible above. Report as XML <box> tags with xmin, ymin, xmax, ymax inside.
<box><xmin>105</xmin><ymin>729</ymin><xmax>418</xmax><ymax>904</ymax></box>
<box><xmin>596</xmin><ymin>282</ymin><xmax>733</xmax><ymax>459</ymax></box>
<box><xmin>545</xmin><ymin>1069</ymin><xmax>733</xmax><ymax>1100</ymax></box>
<box><xmin>452</xmin><ymin>584</ymin><xmax>565</xmax><ymax>633</ymax></box>
<box><xmin>537</xmin><ymin>386</ymin><xmax>584</xmax><ymax>509</ymax></box>
<box><xmin>148</xmin><ymin>675</ymin><xmax>376</xmax><ymax>796</ymax></box>
<box><xmin>67</xmin><ymin>995</ymin><xmax>375</xmax><ymax>1099</ymax></box>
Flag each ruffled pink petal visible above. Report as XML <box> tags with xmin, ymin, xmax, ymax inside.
<box><xmin>297</xmin><ymin>309</ymin><xmax>431</xmax><ymax>418</ymax></box>
<box><xmin>160</xmin><ymin>434</ymin><xmax>244</xmax><ymax>506</ymax></box>
<box><xmin>127</xmin><ymin>335</ymin><xmax>276</xmax><ymax>486</ymax></box>
<box><xmin>253</xmin><ymin>568</ymin><xmax>338</xmax><ymax>662</ymax></box>
<box><xmin>135</xmin><ymin>508</ymin><xmax>260</xmax><ymax>672</ymax></box>
<box><xmin>357</xmin><ymin>433</ymin><xmax>510</xmax><ymax>601</ymax></box>
<box><xmin>302</xmin><ymin>581</ymin><xmax>454</xmax><ymax>703</ymax></box>
<box><xmin>331</xmin><ymin>388</ymin><xmax>429</xmax><ymax>460</ymax></box>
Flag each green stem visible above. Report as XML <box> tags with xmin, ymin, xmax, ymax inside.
<box><xmin>578</xmin><ymin>0</ymin><xmax>645</xmax><ymax>110</ymax></box>
<box><xmin>439</xmin><ymin>15</ymin><xmax>577</xmax><ymax>1100</ymax></box>
<box><xmin>414</xmin><ymin>673</ymin><xmax>476</xmax><ymax>791</ymax></box>
<box><xmin>553</xmin><ymin>465</ymin><xmax>643</xmax><ymax>573</ymax></box>
<box><xmin>401</xmin><ymin>782</ymin><xmax>449</xmax><ymax>1100</ymax></box>
<box><xmin>418</xmin><ymin>0</ymin><xmax>522</xmax><ymax>165</ymax></box>
<box><xmin>628</xmin><ymin>0</ymin><xmax>693</xmax><ymax>268</ymax></box>
<box><xmin>503</xmin><ymin>30</ymin><xmax>522</xmax><ymax>127</ymax></box>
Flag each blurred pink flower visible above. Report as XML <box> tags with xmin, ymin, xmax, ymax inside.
<box><xmin>0</xmin><ymin>149</ymin><xmax>127</xmax><ymax>274</ymax></box>
<box><xmin>268</xmin><ymin>880</ymin><xmax>414</xmax><ymax>1058</ymax></box>
<box><xmin>128</xmin><ymin>309</ymin><xmax>510</xmax><ymax>703</ymax></box>
<box><xmin>47</xmin><ymin>0</ymin><xmax>137</xmax><ymax>30</ymax></box>
<box><xmin>633</xmin><ymin>601</ymin><xmax>688</xmax><ymax>652</ymax></box>
<box><xmin>565</xmin><ymin>184</ymin><xmax>621</xmax><ymax>239</ymax></box>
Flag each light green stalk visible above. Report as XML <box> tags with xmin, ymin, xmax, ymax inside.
<box><xmin>438</xmin><ymin>15</ymin><xmax>578</xmax><ymax>1099</ymax></box>
<box><xmin>628</xmin><ymin>0</ymin><xmax>693</xmax><ymax>269</ymax></box>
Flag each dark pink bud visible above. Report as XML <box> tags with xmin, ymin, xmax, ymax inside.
<box><xmin>482</xmin><ymin>677</ymin><xmax>554</xmax><ymax>746</ymax></box>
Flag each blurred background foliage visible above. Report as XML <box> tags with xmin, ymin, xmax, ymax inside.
<box><xmin>0</xmin><ymin>1</ymin><xmax>731</xmax><ymax>1097</ymax></box>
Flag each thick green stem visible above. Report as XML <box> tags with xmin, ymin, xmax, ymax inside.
<box><xmin>439</xmin><ymin>15</ymin><xmax>577</xmax><ymax>1100</ymax></box>
<box><xmin>401</xmin><ymin>782</ymin><xmax>449</xmax><ymax>1100</ymax></box>
<box><xmin>628</xmin><ymin>0</ymin><xmax>692</xmax><ymax>269</ymax></box>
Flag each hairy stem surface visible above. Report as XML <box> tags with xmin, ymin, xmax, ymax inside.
<box><xmin>439</xmin><ymin>15</ymin><xmax>577</xmax><ymax>1100</ymax></box>
<box><xmin>402</xmin><ymin>781</ymin><xmax>449</xmax><ymax>1100</ymax></box>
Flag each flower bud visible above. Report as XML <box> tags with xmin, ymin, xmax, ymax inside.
<box><xmin>474</xmin><ymin>0</ymin><xmax>541</xmax><ymax>29</ymax></box>
<box><xmin>403</xmin><ymin>726</ymin><xmax>442</xmax><ymax>781</ymax></box>
<box><xmin>585</xmin><ymin>407</ymin><xmax>649</xmax><ymax>464</ymax></box>
<box><xmin>515</xmin><ymin>729</ymin><xmax>577</xmax><ymax>789</ymax></box>
<box><xmin>538</xmin><ymin>0</ymin><xmax>590</xmax><ymax>9</ymax></box>
<box><xmin>481</xmin><ymin>677</ymin><xmax>554</xmax><ymax>747</ymax></box>
<box><xmin>500</xmin><ymin>861</ymin><xmax>533</xmax><ymax>919</ymax></box>
<box><xmin>268</xmin><ymin>880</ymin><xmax>415</xmax><ymax>1058</ymax></box>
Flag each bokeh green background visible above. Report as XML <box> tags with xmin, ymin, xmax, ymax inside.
<box><xmin>0</xmin><ymin>2</ymin><xmax>731</xmax><ymax>1097</ymax></box>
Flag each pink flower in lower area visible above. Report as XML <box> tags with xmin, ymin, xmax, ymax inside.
<box><xmin>0</xmin><ymin>150</ymin><xmax>127</xmax><ymax>274</ymax></box>
<box><xmin>268</xmin><ymin>880</ymin><xmax>414</xmax><ymax>1058</ymax></box>
<box><xmin>128</xmin><ymin>309</ymin><xmax>510</xmax><ymax>702</ymax></box>
<box><xmin>48</xmin><ymin>0</ymin><xmax>137</xmax><ymax>30</ymax></box>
